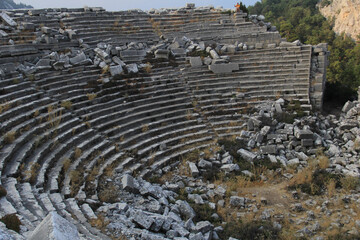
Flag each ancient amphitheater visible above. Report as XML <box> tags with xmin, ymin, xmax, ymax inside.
<box><xmin>0</xmin><ymin>4</ymin><xmax>330</xmax><ymax>239</ymax></box>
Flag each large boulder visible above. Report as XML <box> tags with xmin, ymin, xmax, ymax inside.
<box><xmin>29</xmin><ymin>212</ymin><xmax>79</xmax><ymax>240</ymax></box>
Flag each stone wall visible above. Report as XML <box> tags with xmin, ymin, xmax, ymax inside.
<box><xmin>309</xmin><ymin>43</ymin><xmax>329</xmax><ymax>110</ymax></box>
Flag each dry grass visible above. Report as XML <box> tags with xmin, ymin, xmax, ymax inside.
<box><xmin>186</xmin><ymin>110</ymin><xmax>193</xmax><ymax>120</ymax></box>
<box><xmin>90</xmin><ymin>214</ymin><xmax>109</xmax><ymax>231</ymax></box>
<box><xmin>33</xmin><ymin>109</ymin><xmax>40</xmax><ymax>118</ymax></box>
<box><xmin>63</xmin><ymin>158</ymin><xmax>71</xmax><ymax>172</ymax></box>
<box><xmin>70</xmin><ymin>169</ymin><xmax>82</xmax><ymax>195</ymax></box>
<box><xmin>144</xmin><ymin>62</ymin><xmax>152</xmax><ymax>73</ymax></box>
<box><xmin>318</xmin><ymin>154</ymin><xmax>330</xmax><ymax>169</ymax></box>
<box><xmin>341</xmin><ymin>175</ymin><xmax>360</xmax><ymax>192</ymax></box>
<box><xmin>98</xmin><ymin>184</ymin><xmax>118</xmax><ymax>203</ymax></box>
<box><xmin>101</xmin><ymin>65</ymin><xmax>109</xmax><ymax>74</ymax></box>
<box><xmin>354</xmin><ymin>138</ymin><xmax>360</xmax><ymax>151</ymax></box>
<box><xmin>74</xmin><ymin>148</ymin><xmax>82</xmax><ymax>159</ymax></box>
<box><xmin>141</xmin><ymin>124</ymin><xmax>149</xmax><ymax>132</ymax></box>
<box><xmin>61</xmin><ymin>100</ymin><xmax>72</xmax><ymax>110</ymax></box>
<box><xmin>327</xmin><ymin>179</ymin><xmax>336</xmax><ymax>197</ymax></box>
<box><xmin>103</xmin><ymin>164</ymin><xmax>114</xmax><ymax>177</ymax></box>
<box><xmin>25</xmin><ymin>162</ymin><xmax>40</xmax><ymax>184</ymax></box>
<box><xmin>47</xmin><ymin>105</ymin><xmax>62</xmax><ymax>129</ymax></box>
<box><xmin>4</xmin><ymin>131</ymin><xmax>16</xmax><ymax>144</ymax></box>
<box><xmin>87</xmin><ymin>93</ymin><xmax>97</xmax><ymax>101</ymax></box>
<box><xmin>148</xmin><ymin>18</ymin><xmax>162</xmax><ymax>36</ymax></box>
<box><xmin>289</xmin><ymin>166</ymin><xmax>313</xmax><ymax>186</ymax></box>
<box><xmin>0</xmin><ymin>101</ymin><xmax>11</xmax><ymax>114</ymax></box>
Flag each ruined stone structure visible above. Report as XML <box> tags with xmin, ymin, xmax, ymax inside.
<box><xmin>0</xmin><ymin>4</ymin><xmax>329</xmax><ymax>239</ymax></box>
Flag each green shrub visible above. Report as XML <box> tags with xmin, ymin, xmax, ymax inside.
<box><xmin>217</xmin><ymin>138</ymin><xmax>252</xmax><ymax>170</ymax></box>
<box><xmin>190</xmin><ymin>203</ymin><xmax>220</xmax><ymax>224</ymax></box>
<box><xmin>0</xmin><ymin>185</ymin><xmax>7</xmax><ymax>197</ymax></box>
<box><xmin>1</xmin><ymin>214</ymin><xmax>21</xmax><ymax>233</ymax></box>
<box><xmin>341</xmin><ymin>175</ymin><xmax>360</xmax><ymax>192</ymax></box>
<box><xmin>288</xmin><ymin>169</ymin><xmax>341</xmax><ymax>195</ymax></box>
<box><xmin>219</xmin><ymin>220</ymin><xmax>280</xmax><ymax>240</ymax></box>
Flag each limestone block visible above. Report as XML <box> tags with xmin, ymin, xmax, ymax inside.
<box><xmin>121</xmin><ymin>174</ymin><xmax>136</xmax><ymax>192</ymax></box>
<box><xmin>155</xmin><ymin>49</ymin><xmax>169</xmax><ymax>59</ymax></box>
<box><xmin>220</xmin><ymin>164</ymin><xmax>240</xmax><ymax>172</ymax></box>
<box><xmin>209</xmin><ymin>49</ymin><xmax>219</xmax><ymax>59</ymax></box>
<box><xmin>295</xmin><ymin>129</ymin><xmax>314</xmax><ymax>139</ymax></box>
<box><xmin>94</xmin><ymin>48</ymin><xmax>110</xmax><ymax>62</ymax></box>
<box><xmin>133</xmin><ymin>211</ymin><xmax>154</xmax><ymax>229</ymax></box>
<box><xmin>208</xmin><ymin>63</ymin><xmax>239</xmax><ymax>74</ymax></box>
<box><xmin>171</xmin><ymin>48</ymin><xmax>186</xmax><ymax>57</ymax></box>
<box><xmin>229</xmin><ymin>196</ymin><xmax>245</xmax><ymax>207</ymax></box>
<box><xmin>0</xmin><ymin>12</ymin><xmax>17</xmax><ymax>27</ymax></box>
<box><xmin>0</xmin><ymin>30</ymin><xmax>8</xmax><ymax>37</ymax></box>
<box><xmin>260</xmin><ymin>145</ymin><xmax>277</xmax><ymax>154</ymax></box>
<box><xmin>21</xmin><ymin>22</ymin><xmax>35</xmax><ymax>31</ymax></box>
<box><xmin>29</xmin><ymin>212</ymin><xmax>79</xmax><ymax>240</ymax></box>
<box><xmin>109</xmin><ymin>65</ymin><xmax>123</xmax><ymax>77</ymax></box>
<box><xmin>126</xmin><ymin>63</ymin><xmax>138</xmax><ymax>74</ymax></box>
<box><xmin>279</xmin><ymin>42</ymin><xmax>296</xmax><ymax>47</ymax></box>
<box><xmin>237</xmin><ymin>149</ymin><xmax>257</xmax><ymax>162</ymax></box>
<box><xmin>189</xmin><ymin>57</ymin><xmax>203</xmax><ymax>67</ymax></box>
<box><xmin>69</xmin><ymin>52</ymin><xmax>86</xmax><ymax>65</ymax></box>
<box><xmin>301</xmin><ymin>139</ymin><xmax>313</xmax><ymax>147</ymax></box>
<box><xmin>188</xmin><ymin>162</ymin><xmax>199</xmax><ymax>177</ymax></box>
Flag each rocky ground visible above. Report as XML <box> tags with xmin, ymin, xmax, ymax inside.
<box><xmin>86</xmin><ymin>98</ymin><xmax>360</xmax><ymax>240</ymax></box>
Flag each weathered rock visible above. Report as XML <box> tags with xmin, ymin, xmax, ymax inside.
<box><xmin>220</xmin><ymin>164</ymin><xmax>240</xmax><ymax>172</ymax></box>
<box><xmin>29</xmin><ymin>212</ymin><xmax>79</xmax><ymax>240</ymax></box>
<box><xmin>209</xmin><ymin>50</ymin><xmax>219</xmax><ymax>59</ymax></box>
<box><xmin>198</xmin><ymin>159</ymin><xmax>212</xmax><ymax>169</ymax></box>
<box><xmin>209</xmin><ymin>63</ymin><xmax>239</xmax><ymax>74</ymax></box>
<box><xmin>229</xmin><ymin>196</ymin><xmax>245</xmax><ymax>207</ymax></box>
<box><xmin>109</xmin><ymin>65</ymin><xmax>123</xmax><ymax>77</ymax></box>
<box><xmin>189</xmin><ymin>57</ymin><xmax>203</xmax><ymax>67</ymax></box>
<box><xmin>188</xmin><ymin>162</ymin><xmax>199</xmax><ymax>177</ymax></box>
<box><xmin>155</xmin><ymin>49</ymin><xmax>169</xmax><ymax>59</ymax></box>
<box><xmin>121</xmin><ymin>174</ymin><xmax>137</xmax><ymax>192</ymax></box>
<box><xmin>126</xmin><ymin>63</ymin><xmax>138</xmax><ymax>74</ymax></box>
<box><xmin>175</xmin><ymin>201</ymin><xmax>194</xmax><ymax>221</ymax></box>
<box><xmin>260</xmin><ymin>145</ymin><xmax>277</xmax><ymax>154</ymax></box>
<box><xmin>0</xmin><ymin>12</ymin><xmax>17</xmax><ymax>27</ymax></box>
<box><xmin>192</xmin><ymin>221</ymin><xmax>213</xmax><ymax>234</ymax></box>
<box><xmin>133</xmin><ymin>211</ymin><xmax>154</xmax><ymax>229</ymax></box>
<box><xmin>69</xmin><ymin>52</ymin><xmax>87</xmax><ymax>65</ymax></box>
<box><xmin>237</xmin><ymin>149</ymin><xmax>257</xmax><ymax>162</ymax></box>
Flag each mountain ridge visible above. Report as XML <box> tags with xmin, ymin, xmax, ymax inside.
<box><xmin>0</xmin><ymin>0</ymin><xmax>32</xmax><ymax>9</ymax></box>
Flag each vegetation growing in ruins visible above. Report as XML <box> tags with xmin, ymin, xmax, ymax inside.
<box><xmin>47</xmin><ymin>105</ymin><xmax>62</xmax><ymax>129</ymax></box>
<box><xmin>219</xmin><ymin>220</ymin><xmax>280</xmax><ymax>240</ymax></box>
<box><xmin>0</xmin><ymin>185</ymin><xmax>7</xmax><ymax>197</ymax></box>
<box><xmin>25</xmin><ymin>162</ymin><xmax>40</xmax><ymax>184</ymax></box>
<box><xmin>4</xmin><ymin>131</ymin><xmax>16</xmax><ymax>144</ymax></box>
<box><xmin>87</xmin><ymin>93</ymin><xmax>97</xmax><ymax>101</ymax></box>
<box><xmin>61</xmin><ymin>100</ymin><xmax>72</xmax><ymax>110</ymax></box>
<box><xmin>0</xmin><ymin>101</ymin><xmax>11</xmax><ymax>114</ymax></box>
<box><xmin>249</xmin><ymin>0</ymin><xmax>360</xmax><ymax>103</ymax></box>
<box><xmin>0</xmin><ymin>214</ymin><xmax>21</xmax><ymax>233</ymax></box>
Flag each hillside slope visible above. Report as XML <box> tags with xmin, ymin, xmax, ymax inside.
<box><xmin>0</xmin><ymin>0</ymin><xmax>32</xmax><ymax>9</ymax></box>
<box><xmin>319</xmin><ymin>0</ymin><xmax>360</xmax><ymax>40</ymax></box>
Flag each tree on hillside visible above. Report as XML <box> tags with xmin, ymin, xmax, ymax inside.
<box><xmin>248</xmin><ymin>0</ymin><xmax>360</xmax><ymax>103</ymax></box>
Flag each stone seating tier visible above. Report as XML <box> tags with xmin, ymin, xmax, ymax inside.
<box><xmin>0</xmin><ymin>5</ymin><xmax>327</xmax><ymax>239</ymax></box>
